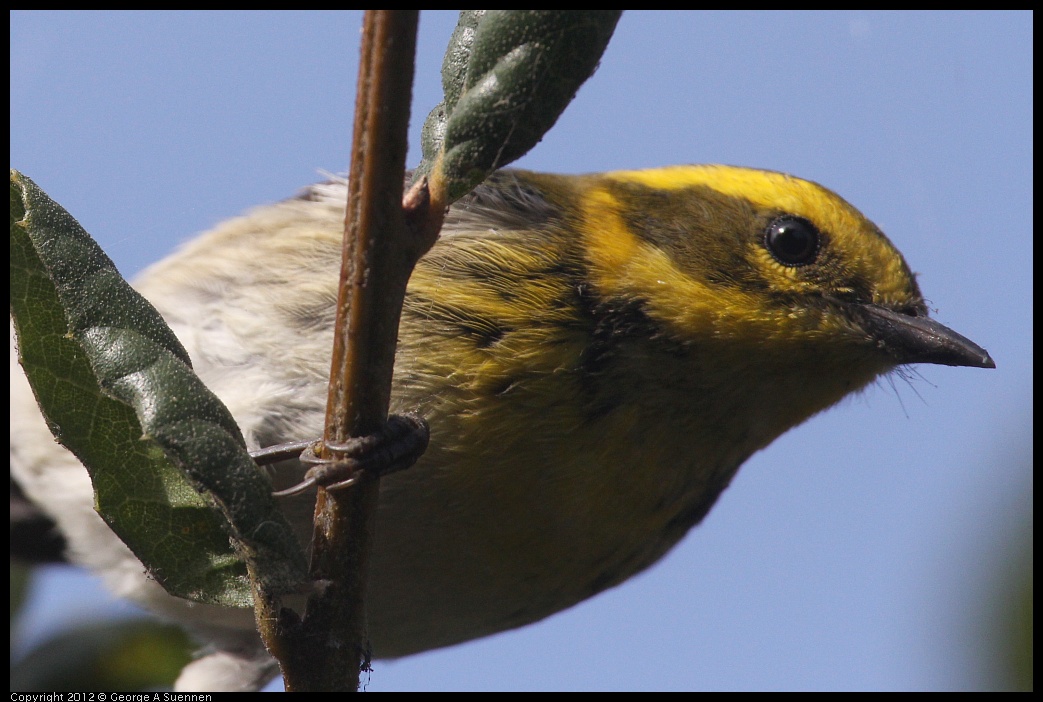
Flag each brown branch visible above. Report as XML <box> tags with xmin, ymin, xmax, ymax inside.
<box><xmin>272</xmin><ymin>11</ymin><xmax>434</xmax><ymax>691</ymax></box>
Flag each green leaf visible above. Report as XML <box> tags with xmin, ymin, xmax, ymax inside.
<box><xmin>418</xmin><ymin>10</ymin><xmax>621</xmax><ymax>201</ymax></box>
<box><xmin>10</xmin><ymin>170</ymin><xmax>308</xmax><ymax>606</ymax></box>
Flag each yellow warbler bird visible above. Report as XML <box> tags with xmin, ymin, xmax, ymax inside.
<box><xmin>9</xmin><ymin>165</ymin><xmax>994</xmax><ymax>690</ymax></box>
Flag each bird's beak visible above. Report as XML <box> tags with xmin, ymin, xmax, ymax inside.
<box><xmin>852</xmin><ymin>303</ymin><xmax>995</xmax><ymax>369</ymax></box>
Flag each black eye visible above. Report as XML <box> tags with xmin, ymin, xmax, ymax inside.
<box><xmin>764</xmin><ymin>215</ymin><xmax>821</xmax><ymax>266</ymax></box>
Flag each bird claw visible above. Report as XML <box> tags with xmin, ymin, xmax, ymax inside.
<box><xmin>261</xmin><ymin>413</ymin><xmax>430</xmax><ymax>498</ymax></box>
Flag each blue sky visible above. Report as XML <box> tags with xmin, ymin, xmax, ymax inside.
<box><xmin>10</xmin><ymin>11</ymin><xmax>1031</xmax><ymax>691</ymax></box>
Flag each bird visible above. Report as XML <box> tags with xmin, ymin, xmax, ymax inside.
<box><xmin>9</xmin><ymin>165</ymin><xmax>994</xmax><ymax>690</ymax></box>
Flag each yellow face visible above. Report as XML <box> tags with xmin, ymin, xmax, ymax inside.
<box><xmin>572</xmin><ymin>165</ymin><xmax>925</xmax><ymax>356</ymax></box>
